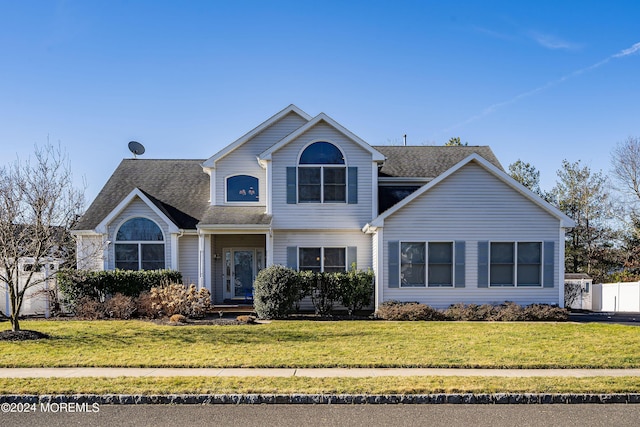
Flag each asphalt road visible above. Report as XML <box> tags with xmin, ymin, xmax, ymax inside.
<box><xmin>568</xmin><ymin>311</ymin><xmax>640</xmax><ymax>326</ymax></box>
<box><xmin>2</xmin><ymin>404</ymin><xmax>640</xmax><ymax>427</ymax></box>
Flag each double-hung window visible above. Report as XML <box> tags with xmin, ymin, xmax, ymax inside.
<box><xmin>299</xmin><ymin>247</ymin><xmax>346</xmax><ymax>273</ymax></box>
<box><xmin>400</xmin><ymin>242</ymin><xmax>453</xmax><ymax>287</ymax></box>
<box><xmin>298</xmin><ymin>142</ymin><xmax>346</xmax><ymax>203</ymax></box>
<box><xmin>490</xmin><ymin>242</ymin><xmax>541</xmax><ymax>287</ymax></box>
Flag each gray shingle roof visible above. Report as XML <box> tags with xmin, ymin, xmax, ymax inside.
<box><xmin>199</xmin><ymin>206</ymin><xmax>272</xmax><ymax>226</ymax></box>
<box><xmin>74</xmin><ymin>159</ymin><xmax>209</xmax><ymax>231</ymax></box>
<box><xmin>75</xmin><ymin>146</ymin><xmax>504</xmax><ymax>231</ymax></box>
<box><xmin>373</xmin><ymin>146</ymin><xmax>503</xmax><ymax>178</ymax></box>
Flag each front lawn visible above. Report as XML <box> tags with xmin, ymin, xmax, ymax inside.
<box><xmin>2</xmin><ymin>376</ymin><xmax>640</xmax><ymax>395</ymax></box>
<box><xmin>1</xmin><ymin>320</ymin><xmax>639</xmax><ymax>368</ymax></box>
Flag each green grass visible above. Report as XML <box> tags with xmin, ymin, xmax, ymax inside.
<box><xmin>2</xmin><ymin>319</ymin><xmax>640</xmax><ymax>369</ymax></box>
<box><xmin>1</xmin><ymin>376</ymin><xmax>639</xmax><ymax>395</ymax></box>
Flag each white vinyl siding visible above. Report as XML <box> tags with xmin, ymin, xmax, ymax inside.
<box><xmin>214</xmin><ymin>112</ymin><xmax>307</xmax><ymax>206</ymax></box>
<box><xmin>273</xmin><ymin>230</ymin><xmax>371</xmax><ymax>311</ymax></box>
<box><xmin>178</xmin><ymin>235</ymin><xmax>199</xmax><ymax>285</ymax></box>
<box><xmin>105</xmin><ymin>198</ymin><xmax>172</xmax><ymax>270</ymax></box>
<box><xmin>273</xmin><ymin>231</ymin><xmax>371</xmax><ymax>271</ymax></box>
<box><xmin>380</xmin><ymin>163</ymin><xmax>562</xmax><ymax>308</ymax></box>
<box><xmin>271</xmin><ymin>122</ymin><xmax>374</xmax><ymax>229</ymax></box>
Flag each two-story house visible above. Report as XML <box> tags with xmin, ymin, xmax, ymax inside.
<box><xmin>72</xmin><ymin>105</ymin><xmax>574</xmax><ymax>309</ymax></box>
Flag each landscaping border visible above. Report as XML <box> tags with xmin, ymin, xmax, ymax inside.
<box><xmin>2</xmin><ymin>393</ymin><xmax>640</xmax><ymax>405</ymax></box>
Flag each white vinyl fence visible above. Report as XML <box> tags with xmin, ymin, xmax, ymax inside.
<box><xmin>0</xmin><ymin>258</ymin><xmax>60</xmax><ymax>317</ymax></box>
<box><xmin>592</xmin><ymin>282</ymin><xmax>640</xmax><ymax>313</ymax></box>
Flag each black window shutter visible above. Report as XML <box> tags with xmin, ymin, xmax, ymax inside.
<box><xmin>287</xmin><ymin>246</ymin><xmax>298</xmax><ymax>270</ymax></box>
<box><xmin>543</xmin><ymin>241</ymin><xmax>555</xmax><ymax>288</ymax></box>
<box><xmin>286</xmin><ymin>167</ymin><xmax>296</xmax><ymax>204</ymax></box>
<box><xmin>348</xmin><ymin>167</ymin><xmax>358</xmax><ymax>204</ymax></box>
<box><xmin>388</xmin><ymin>241</ymin><xmax>399</xmax><ymax>288</ymax></box>
<box><xmin>454</xmin><ymin>241</ymin><xmax>465</xmax><ymax>288</ymax></box>
<box><xmin>477</xmin><ymin>241</ymin><xmax>489</xmax><ymax>288</ymax></box>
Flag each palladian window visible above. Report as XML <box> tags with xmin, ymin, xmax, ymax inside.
<box><xmin>114</xmin><ymin>217</ymin><xmax>165</xmax><ymax>270</ymax></box>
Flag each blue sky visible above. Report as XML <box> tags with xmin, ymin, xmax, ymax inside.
<box><xmin>1</xmin><ymin>0</ymin><xmax>639</xmax><ymax>202</ymax></box>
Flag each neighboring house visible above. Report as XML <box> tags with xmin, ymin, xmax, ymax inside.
<box><xmin>73</xmin><ymin>105</ymin><xmax>575</xmax><ymax>309</ymax></box>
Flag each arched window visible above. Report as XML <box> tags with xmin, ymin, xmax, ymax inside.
<box><xmin>226</xmin><ymin>175</ymin><xmax>259</xmax><ymax>202</ymax></box>
<box><xmin>114</xmin><ymin>217</ymin><xmax>165</xmax><ymax>270</ymax></box>
<box><xmin>298</xmin><ymin>142</ymin><xmax>346</xmax><ymax>203</ymax></box>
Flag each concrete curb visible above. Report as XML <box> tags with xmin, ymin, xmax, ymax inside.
<box><xmin>2</xmin><ymin>393</ymin><xmax>640</xmax><ymax>405</ymax></box>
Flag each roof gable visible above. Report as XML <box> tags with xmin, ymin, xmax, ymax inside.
<box><xmin>73</xmin><ymin>159</ymin><xmax>209</xmax><ymax>231</ymax></box>
<box><xmin>94</xmin><ymin>188</ymin><xmax>180</xmax><ymax>234</ymax></box>
<box><xmin>367</xmin><ymin>154</ymin><xmax>575</xmax><ymax>229</ymax></box>
<box><xmin>259</xmin><ymin>113</ymin><xmax>385</xmax><ymax>161</ymax></box>
<box><xmin>203</xmin><ymin>104</ymin><xmax>312</xmax><ymax>168</ymax></box>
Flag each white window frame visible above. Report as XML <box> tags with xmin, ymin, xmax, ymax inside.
<box><xmin>225</xmin><ymin>173</ymin><xmax>260</xmax><ymax>204</ymax></box>
<box><xmin>399</xmin><ymin>241</ymin><xmax>455</xmax><ymax>288</ymax></box>
<box><xmin>488</xmin><ymin>241</ymin><xmax>543</xmax><ymax>288</ymax></box>
<box><xmin>114</xmin><ymin>216</ymin><xmax>166</xmax><ymax>271</ymax></box>
<box><xmin>297</xmin><ymin>141</ymin><xmax>347</xmax><ymax>204</ymax></box>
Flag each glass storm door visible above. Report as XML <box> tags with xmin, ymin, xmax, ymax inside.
<box><xmin>223</xmin><ymin>248</ymin><xmax>264</xmax><ymax>300</ymax></box>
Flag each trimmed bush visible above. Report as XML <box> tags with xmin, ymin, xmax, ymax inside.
<box><xmin>378</xmin><ymin>301</ymin><xmax>568</xmax><ymax>321</ymax></box>
<box><xmin>135</xmin><ymin>291</ymin><xmax>156</xmax><ymax>318</ymax></box>
<box><xmin>255</xmin><ymin>267</ymin><xmax>374</xmax><ymax>317</ymax></box>
<box><xmin>523</xmin><ymin>303</ymin><xmax>569</xmax><ymax>321</ymax></box>
<box><xmin>443</xmin><ymin>302</ymin><xmax>569</xmax><ymax>321</ymax></box>
<box><xmin>444</xmin><ymin>303</ymin><xmax>497</xmax><ymax>321</ymax></box>
<box><xmin>57</xmin><ymin>269</ymin><xmax>182</xmax><ymax>312</ymax></box>
<box><xmin>253</xmin><ymin>265</ymin><xmax>299</xmax><ymax>319</ymax></box>
<box><xmin>75</xmin><ymin>296</ymin><xmax>106</xmax><ymax>320</ymax></box>
<box><xmin>310</xmin><ymin>272</ymin><xmax>340</xmax><ymax>316</ymax></box>
<box><xmin>337</xmin><ymin>268</ymin><xmax>375</xmax><ymax>316</ymax></box>
<box><xmin>104</xmin><ymin>293</ymin><xmax>136</xmax><ymax>319</ymax></box>
<box><xmin>376</xmin><ymin>300</ymin><xmax>445</xmax><ymax>321</ymax></box>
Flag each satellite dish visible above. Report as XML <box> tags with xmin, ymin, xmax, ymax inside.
<box><xmin>128</xmin><ymin>141</ymin><xmax>145</xmax><ymax>158</ymax></box>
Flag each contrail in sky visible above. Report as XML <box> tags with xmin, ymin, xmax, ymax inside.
<box><xmin>437</xmin><ymin>41</ymin><xmax>640</xmax><ymax>136</ymax></box>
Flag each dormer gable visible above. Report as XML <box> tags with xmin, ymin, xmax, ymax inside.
<box><xmin>258</xmin><ymin>112</ymin><xmax>385</xmax><ymax>162</ymax></box>
<box><xmin>203</xmin><ymin>104</ymin><xmax>312</xmax><ymax>169</ymax></box>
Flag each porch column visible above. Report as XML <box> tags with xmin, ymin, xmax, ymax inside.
<box><xmin>204</xmin><ymin>235</ymin><xmax>212</xmax><ymax>293</ymax></box>
<box><xmin>170</xmin><ymin>233</ymin><xmax>179</xmax><ymax>271</ymax></box>
<box><xmin>198</xmin><ymin>233</ymin><xmax>205</xmax><ymax>288</ymax></box>
<box><xmin>266</xmin><ymin>230</ymin><xmax>273</xmax><ymax>267</ymax></box>
<box><xmin>374</xmin><ymin>228</ymin><xmax>384</xmax><ymax>311</ymax></box>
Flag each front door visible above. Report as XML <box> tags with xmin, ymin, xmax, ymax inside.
<box><xmin>223</xmin><ymin>248</ymin><xmax>264</xmax><ymax>300</ymax></box>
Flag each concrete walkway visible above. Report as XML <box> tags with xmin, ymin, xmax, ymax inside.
<box><xmin>1</xmin><ymin>367</ymin><xmax>640</xmax><ymax>378</ymax></box>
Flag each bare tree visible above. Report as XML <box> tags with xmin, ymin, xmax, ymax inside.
<box><xmin>611</xmin><ymin>136</ymin><xmax>640</xmax><ymax>206</ymax></box>
<box><xmin>610</xmin><ymin>137</ymin><xmax>640</xmax><ymax>276</ymax></box>
<box><xmin>0</xmin><ymin>144</ymin><xmax>84</xmax><ymax>331</ymax></box>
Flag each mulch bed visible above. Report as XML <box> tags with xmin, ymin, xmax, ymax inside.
<box><xmin>152</xmin><ymin>317</ymin><xmax>246</xmax><ymax>326</ymax></box>
<box><xmin>0</xmin><ymin>330</ymin><xmax>50</xmax><ymax>341</ymax></box>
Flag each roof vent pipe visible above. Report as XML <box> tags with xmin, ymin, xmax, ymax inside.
<box><xmin>403</xmin><ymin>134</ymin><xmax>407</xmax><ymax>146</ymax></box>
